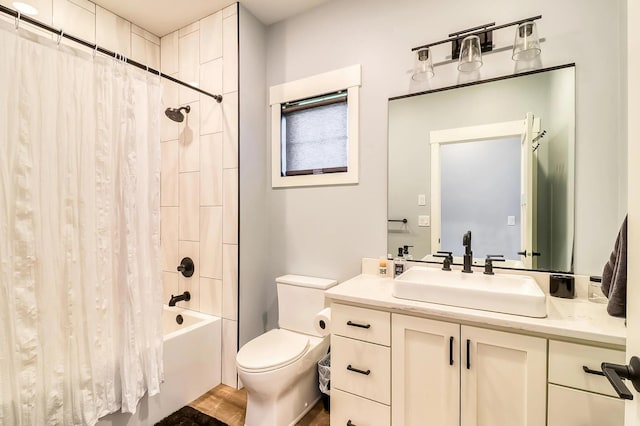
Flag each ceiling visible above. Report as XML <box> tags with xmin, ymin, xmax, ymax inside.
<box><xmin>91</xmin><ymin>0</ymin><xmax>330</xmax><ymax>37</ymax></box>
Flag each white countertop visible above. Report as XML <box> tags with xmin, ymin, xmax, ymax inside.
<box><xmin>325</xmin><ymin>273</ymin><xmax>627</xmax><ymax>347</ymax></box>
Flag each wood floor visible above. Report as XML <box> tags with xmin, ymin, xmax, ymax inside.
<box><xmin>190</xmin><ymin>384</ymin><xmax>330</xmax><ymax>426</ymax></box>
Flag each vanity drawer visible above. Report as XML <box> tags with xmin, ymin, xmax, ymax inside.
<box><xmin>331</xmin><ymin>389</ymin><xmax>390</xmax><ymax>426</ymax></box>
<box><xmin>332</xmin><ymin>303</ymin><xmax>390</xmax><ymax>346</ymax></box>
<box><xmin>547</xmin><ymin>384</ymin><xmax>624</xmax><ymax>426</ymax></box>
<box><xmin>548</xmin><ymin>340</ymin><xmax>625</xmax><ymax>397</ymax></box>
<box><xmin>332</xmin><ymin>335</ymin><xmax>391</xmax><ymax>404</ymax></box>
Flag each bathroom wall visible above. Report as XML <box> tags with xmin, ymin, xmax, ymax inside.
<box><xmin>257</xmin><ymin>0</ymin><xmax>627</xmax><ymax>332</ymax></box>
<box><xmin>159</xmin><ymin>3</ymin><xmax>239</xmax><ymax>387</ymax></box>
<box><xmin>0</xmin><ymin>0</ymin><xmax>160</xmax><ymax>67</ymax></box>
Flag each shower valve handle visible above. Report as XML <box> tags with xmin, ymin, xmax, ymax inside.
<box><xmin>177</xmin><ymin>257</ymin><xmax>195</xmax><ymax>277</ymax></box>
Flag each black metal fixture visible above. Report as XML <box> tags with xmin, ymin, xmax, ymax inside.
<box><xmin>177</xmin><ymin>257</ymin><xmax>195</xmax><ymax>277</ymax></box>
<box><xmin>411</xmin><ymin>15</ymin><xmax>542</xmax><ymax>79</ymax></box>
<box><xmin>168</xmin><ymin>291</ymin><xmax>191</xmax><ymax>307</ymax></box>
<box><xmin>433</xmin><ymin>251</ymin><xmax>453</xmax><ymax>271</ymax></box>
<box><xmin>601</xmin><ymin>356</ymin><xmax>640</xmax><ymax>400</ymax></box>
<box><xmin>483</xmin><ymin>255</ymin><xmax>505</xmax><ymax>275</ymax></box>
<box><xmin>165</xmin><ymin>105</ymin><xmax>191</xmax><ymax>123</ymax></box>
<box><xmin>462</xmin><ymin>231</ymin><xmax>473</xmax><ymax>273</ymax></box>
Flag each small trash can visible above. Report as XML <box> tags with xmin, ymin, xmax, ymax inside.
<box><xmin>317</xmin><ymin>352</ymin><xmax>331</xmax><ymax>412</ymax></box>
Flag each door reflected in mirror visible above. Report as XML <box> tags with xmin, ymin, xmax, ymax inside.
<box><xmin>388</xmin><ymin>65</ymin><xmax>575</xmax><ymax>273</ymax></box>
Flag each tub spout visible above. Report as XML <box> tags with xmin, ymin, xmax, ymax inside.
<box><xmin>168</xmin><ymin>291</ymin><xmax>191</xmax><ymax>307</ymax></box>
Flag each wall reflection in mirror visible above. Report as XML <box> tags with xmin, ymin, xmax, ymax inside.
<box><xmin>388</xmin><ymin>65</ymin><xmax>575</xmax><ymax>273</ymax></box>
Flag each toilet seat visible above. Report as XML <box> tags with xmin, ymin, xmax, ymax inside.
<box><xmin>237</xmin><ymin>329</ymin><xmax>309</xmax><ymax>373</ymax></box>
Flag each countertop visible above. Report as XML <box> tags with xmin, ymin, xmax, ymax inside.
<box><xmin>325</xmin><ymin>273</ymin><xmax>627</xmax><ymax>347</ymax></box>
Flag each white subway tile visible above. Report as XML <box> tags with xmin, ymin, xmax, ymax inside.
<box><xmin>161</xmin><ymin>140</ymin><xmax>179</xmax><ymax>206</ymax></box>
<box><xmin>162</xmin><ymin>271</ymin><xmax>179</xmax><ymax>306</ymax></box>
<box><xmin>179</xmin><ymin>172</ymin><xmax>200</xmax><ymax>241</ymax></box>
<box><xmin>223</xmin><ymin>3</ymin><xmax>237</xmax><ymax>18</ymax></box>
<box><xmin>160</xmin><ymin>31</ymin><xmax>179</xmax><ymax>74</ymax></box>
<box><xmin>200</xmin><ymin>59</ymin><xmax>223</xmax><ymax>97</ymax></box>
<box><xmin>221</xmin><ymin>319</ymin><xmax>238</xmax><ymax>387</ymax></box>
<box><xmin>222</xmin><ymin>168</ymin><xmax>238</xmax><ymax>244</ymax></box>
<box><xmin>161</xmin><ymin>207</ymin><xmax>179</xmax><ymax>272</ymax></box>
<box><xmin>146</xmin><ymin>40</ymin><xmax>160</xmax><ymax>70</ymax></box>
<box><xmin>200</xmin><ymin>278</ymin><xmax>222</xmax><ymax>316</ymax></box>
<box><xmin>132</xmin><ymin>24</ymin><xmax>160</xmax><ymax>45</ymax></box>
<box><xmin>200</xmin><ymin>95</ymin><xmax>223</xmax><ymax>136</ymax></box>
<box><xmin>179</xmin><ymin>31</ymin><xmax>200</xmax><ymax>104</ymax></box>
<box><xmin>200</xmin><ymin>206</ymin><xmax>223</xmax><ymax>279</ymax></box>
<box><xmin>222</xmin><ymin>244</ymin><xmax>238</xmax><ymax>320</ymax></box>
<box><xmin>222</xmin><ymin>15</ymin><xmax>238</xmax><ymax>94</ymax></box>
<box><xmin>223</xmin><ymin>91</ymin><xmax>238</xmax><ymax>169</ymax></box>
<box><xmin>200</xmin><ymin>133</ymin><xmax>223</xmax><ymax>206</ymax></box>
<box><xmin>178</xmin><ymin>240</ymin><xmax>200</xmax><ymax>310</ymax></box>
<box><xmin>161</xmin><ymin>77</ymin><xmax>180</xmax><ymax>142</ymax></box>
<box><xmin>179</xmin><ymin>101</ymin><xmax>200</xmax><ymax>172</ymax></box>
<box><xmin>179</xmin><ymin>21</ymin><xmax>199</xmax><ymax>37</ymax></box>
<box><xmin>68</xmin><ymin>0</ymin><xmax>94</xmax><ymax>13</ymax></box>
<box><xmin>96</xmin><ymin>6</ymin><xmax>131</xmax><ymax>57</ymax></box>
<box><xmin>53</xmin><ymin>0</ymin><xmax>95</xmax><ymax>44</ymax></box>
<box><xmin>200</xmin><ymin>11</ymin><xmax>223</xmax><ymax>63</ymax></box>
<box><xmin>131</xmin><ymin>33</ymin><xmax>146</xmax><ymax>65</ymax></box>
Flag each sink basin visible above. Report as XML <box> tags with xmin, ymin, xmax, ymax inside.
<box><xmin>393</xmin><ymin>266</ymin><xmax>547</xmax><ymax>318</ymax></box>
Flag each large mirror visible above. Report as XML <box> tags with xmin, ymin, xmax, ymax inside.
<box><xmin>388</xmin><ymin>65</ymin><xmax>575</xmax><ymax>272</ymax></box>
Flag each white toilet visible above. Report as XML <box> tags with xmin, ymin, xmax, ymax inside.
<box><xmin>236</xmin><ymin>274</ymin><xmax>337</xmax><ymax>426</ymax></box>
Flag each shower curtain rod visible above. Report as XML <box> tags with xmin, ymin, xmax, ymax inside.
<box><xmin>0</xmin><ymin>4</ymin><xmax>223</xmax><ymax>103</ymax></box>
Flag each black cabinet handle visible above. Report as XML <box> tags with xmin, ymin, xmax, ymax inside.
<box><xmin>347</xmin><ymin>421</ymin><xmax>356</xmax><ymax>426</ymax></box>
<box><xmin>347</xmin><ymin>364</ymin><xmax>371</xmax><ymax>375</ymax></box>
<box><xmin>347</xmin><ymin>320</ymin><xmax>371</xmax><ymax>329</ymax></box>
<box><xmin>601</xmin><ymin>357</ymin><xmax>640</xmax><ymax>400</ymax></box>
<box><xmin>449</xmin><ymin>336</ymin><xmax>454</xmax><ymax>366</ymax></box>
<box><xmin>583</xmin><ymin>365</ymin><xmax>605</xmax><ymax>376</ymax></box>
<box><xmin>466</xmin><ymin>339</ymin><xmax>471</xmax><ymax>369</ymax></box>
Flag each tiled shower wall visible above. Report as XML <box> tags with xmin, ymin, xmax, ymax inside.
<box><xmin>0</xmin><ymin>0</ymin><xmax>240</xmax><ymax>388</ymax></box>
<box><xmin>159</xmin><ymin>4</ymin><xmax>239</xmax><ymax>387</ymax></box>
<box><xmin>0</xmin><ymin>0</ymin><xmax>160</xmax><ymax>68</ymax></box>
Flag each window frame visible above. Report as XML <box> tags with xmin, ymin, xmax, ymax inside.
<box><xmin>269</xmin><ymin>64</ymin><xmax>361</xmax><ymax>188</ymax></box>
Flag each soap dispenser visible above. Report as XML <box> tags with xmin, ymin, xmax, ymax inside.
<box><xmin>394</xmin><ymin>247</ymin><xmax>406</xmax><ymax>277</ymax></box>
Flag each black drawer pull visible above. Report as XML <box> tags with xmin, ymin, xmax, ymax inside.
<box><xmin>347</xmin><ymin>320</ymin><xmax>371</xmax><ymax>329</ymax></box>
<box><xmin>449</xmin><ymin>336</ymin><xmax>454</xmax><ymax>366</ymax></box>
<box><xmin>347</xmin><ymin>364</ymin><xmax>371</xmax><ymax>375</ymax></box>
<box><xmin>466</xmin><ymin>339</ymin><xmax>471</xmax><ymax>369</ymax></box>
<box><xmin>347</xmin><ymin>421</ymin><xmax>356</xmax><ymax>426</ymax></box>
<box><xmin>583</xmin><ymin>365</ymin><xmax>605</xmax><ymax>376</ymax></box>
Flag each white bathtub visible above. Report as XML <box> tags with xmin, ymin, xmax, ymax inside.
<box><xmin>97</xmin><ymin>306</ymin><xmax>222</xmax><ymax>426</ymax></box>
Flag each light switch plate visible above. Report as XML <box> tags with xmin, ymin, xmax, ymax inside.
<box><xmin>508</xmin><ymin>215</ymin><xmax>516</xmax><ymax>226</ymax></box>
<box><xmin>419</xmin><ymin>215</ymin><xmax>430</xmax><ymax>227</ymax></box>
<box><xmin>418</xmin><ymin>194</ymin><xmax>426</xmax><ymax>206</ymax></box>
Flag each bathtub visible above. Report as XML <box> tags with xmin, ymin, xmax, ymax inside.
<box><xmin>97</xmin><ymin>306</ymin><xmax>222</xmax><ymax>426</ymax></box>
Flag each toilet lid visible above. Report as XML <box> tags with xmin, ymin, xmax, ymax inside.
<box><xmin>237</xmin><ymin>329</ymin><xmax>309</xmax><ymax>372</ymax></box>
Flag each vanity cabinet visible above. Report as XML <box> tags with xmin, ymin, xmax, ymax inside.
<box><xmin>392</xmin><ymin>313</ymin><xmax>547</xmax><ymax>426</ymax></box>
<box><xmin>331</xmin><ymin>304</ymin><xmax>391</xmax><ymax>426</ymax></box>
<box><xmin>547</xmin><ymin>340</ymin><xmax>625</xmax><ymax>426</ymax></box>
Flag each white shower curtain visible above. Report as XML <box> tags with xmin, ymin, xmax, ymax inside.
<box><xmin>0</xmin><ymin>21</ymin><xmax>163</xmax><ymax>426</ymax></box>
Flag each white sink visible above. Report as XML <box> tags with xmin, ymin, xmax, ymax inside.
<box><xmin>393</xmin><ymin>266</ymin><xmax>547</xmax><ymax>318</ymax></box>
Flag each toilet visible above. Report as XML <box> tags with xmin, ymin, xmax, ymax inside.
<box><xmin>236</xmin><ymin>274</ymin><xmax>337</xmax><ymax>426</ymax></box>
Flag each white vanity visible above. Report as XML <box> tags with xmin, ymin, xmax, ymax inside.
<box><xmin>325</xmin><ymin>269</ymin><xmax>626</xmax><ymax>426</ymax></box>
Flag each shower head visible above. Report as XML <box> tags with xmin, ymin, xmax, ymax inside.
<box><xmin>164</xmin><ymin>105</ymin><xmax>191</xmax><ymax>123</ymax></box>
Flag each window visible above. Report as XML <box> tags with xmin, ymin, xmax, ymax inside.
<box><xmin>270</xmin><ymin>65</ymin><xmax>361</xmax><ymax>188</ymax></box>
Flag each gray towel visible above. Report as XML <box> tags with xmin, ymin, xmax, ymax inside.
<box><xmin>602</xmin><ymin>215</ymin><xmax>628</xmax><ymax>317</ymax></box>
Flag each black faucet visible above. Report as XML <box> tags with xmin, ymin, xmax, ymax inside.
<box><xmin>484</xmin><ymin>255</ymin><xmax>505</xmax><ymax>275</ymax></box>
<box><xmin>169</xmin><ymin>291</ymin><xmax>191</xmax><ymax>307</ymax></box>
<box><xmin>462</xmin><ymin>231</ymin><xmax>473</xmax><ymax>273</ymax></box>
<box><xmin>433</xmin><ymin>251</ymin><xmax>453</xmax><ymax>271</ymax></box>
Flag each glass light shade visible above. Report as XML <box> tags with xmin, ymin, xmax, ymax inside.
<box><xmin>457</xmin><ymin>35</ymin><xmax>483</xmax><ymax>72</ymax></box>
<box><xmin>512</xmin><ymin>21</ymin><xmax>541</xmax><ymax>61</ymax></box>
<box><xmin>411</xmin><ymin>48</ymin><xmax>434</xmax><ymax>81</ymax></box>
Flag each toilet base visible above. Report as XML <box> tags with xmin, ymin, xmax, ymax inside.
<box><xmin>244</xmin><ymin>367</ymin><xmax>321</xmax><ymax>426</ymax></box>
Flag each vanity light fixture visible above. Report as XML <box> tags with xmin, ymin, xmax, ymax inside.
<box><xmin>411</xmin><ymin>15</ymin><xmax>542</xmax><ymax>77</ymax></box>
<box><xmin>411</xmin><ymin>47</ymin><xmax>434</xmax><ymax>81</ymax></box>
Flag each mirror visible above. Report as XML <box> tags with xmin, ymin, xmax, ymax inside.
<box><xmin>388</xmin><ymin>65</ymin><xmax>575</xmax><ymax>273</ymax></box>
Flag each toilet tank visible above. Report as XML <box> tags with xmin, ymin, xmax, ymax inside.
<box><xmin>277</xmin><ymin>274</ymin><xmax>337</xmax><ymax>336</ymax></box>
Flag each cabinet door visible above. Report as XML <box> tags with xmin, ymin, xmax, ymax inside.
<box><xmin>461</xmin><ymin>326</ymin><xmax>546</xmax><ymax>426</ymax></box>
<box><xmin>391</xmin><ymin>314</ymin><xmax>460</xmax><ymax>426</ymax></box>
